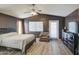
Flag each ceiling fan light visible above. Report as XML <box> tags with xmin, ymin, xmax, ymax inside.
<box><xmin>31</xmin><ymin>11</ymin><xmax>38</xmax><ymax>15</ymax></box>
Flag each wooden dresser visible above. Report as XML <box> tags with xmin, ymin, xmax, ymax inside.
<box><xmin>62</xmin><ymin>32</ymin><xmax>78</xmax><ymax>55</ymax></box>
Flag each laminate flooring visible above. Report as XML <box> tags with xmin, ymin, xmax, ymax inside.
<box><xmin>0</xmin><ymin>39</ymin><xmax>73</xmax><ymax>55</ymax></box>
<box><xmin>26</xmin><ymin>39</ymin><xmax>73</xmax><ymax>55</ymax></box>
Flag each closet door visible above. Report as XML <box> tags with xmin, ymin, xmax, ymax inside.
<box><xmin>49</xmin><ymin>20</ymin><xmax>59</xmax><ymax>39</ymax></box>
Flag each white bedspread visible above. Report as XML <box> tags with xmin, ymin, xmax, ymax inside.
<box><xmin>0</xmin><ymin>32</ymin><xmax>35</xmax><ymax>54</ymax></box>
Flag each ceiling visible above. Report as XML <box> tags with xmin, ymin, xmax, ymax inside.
<box><xmin>0</xmin><ymin>4</ymin><xmax>79</xmax><ymax>18</ymax></box>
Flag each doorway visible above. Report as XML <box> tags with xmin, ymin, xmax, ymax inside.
<box><xmin>49</xmin><ymin>20</ymin><xmax>59</xmax><ymax>39</ymax></box>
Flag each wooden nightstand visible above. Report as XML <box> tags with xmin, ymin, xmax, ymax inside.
<box><xmin>39</xmin><ymin>32</ymin><xmax>49</xmax><ymax>42</ymax></box>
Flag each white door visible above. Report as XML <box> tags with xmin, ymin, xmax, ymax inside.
<box><xmin>49</xmin><ymin>20</ymin><xmax>59</xmax><ymax>39</ymax></box>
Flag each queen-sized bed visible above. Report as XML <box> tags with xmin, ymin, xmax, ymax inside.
<box><xmin>0</xmin><ymin>32</ymin><xmax>35</xmax><ymax>54</ymax></box>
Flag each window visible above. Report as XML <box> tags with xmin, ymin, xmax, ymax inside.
<box><xmin>29</xmin><ymin>21</ymin><xmax>43</xmax><ymax>32</ymax></box>
<box><xmin>68</xmin><ymin>22</ymin><xmax>78</xmax><ymax>33</ymax></box>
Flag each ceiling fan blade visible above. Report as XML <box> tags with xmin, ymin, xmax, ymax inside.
<box><xmin>38</xmin><ymin>10</ymin><xmax>42</xmax><ymax>12</ymax></box>
<box><xmin>24</xmin><ymin>11</ymin><xmax>30</xmax><ymax>13</ymax></box>
<box><xmin>24</xmin><ymin>4</ymin><xmax>42</xmax><ymax>15</ymax></box>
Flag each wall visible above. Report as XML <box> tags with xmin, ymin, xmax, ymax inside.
<box><xmin>65</xmin><ymin>9</ymin><xmax>79</xmax><ymax>32</ymax></box>
<box><xmin>0</xmin><ymin>13</ymin><xmax>17</xmax><ymax>31</ymax></box>
<box><xmin>46</xmin><ymin>14</ymin><xmax>65</xmax><ymax>39</ymax></box>
<box><xmin>65</xmin><ymin>9</ymin><xmax>79</xmax><ymax>55</ymax></box>
<box><xmin>24</xmin><ymin>14</ymin><xmax>65</xmax><ymax>38</ymax></box>
<box><xmin>25</xmin><ymin>14</ymin><xmax>49</xmax><ymax>32</ymax></box>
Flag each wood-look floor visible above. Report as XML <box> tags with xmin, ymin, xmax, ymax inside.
<box><xmin>26</xmin><ymin>39</ymin><xmax>73</xmax><ymax>55</ymax></box>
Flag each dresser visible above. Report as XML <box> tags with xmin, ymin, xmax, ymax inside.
<box><xmin>63</xmin><ymin>32</ymin><xmax>78</xmax><ymax>54</ymax></box>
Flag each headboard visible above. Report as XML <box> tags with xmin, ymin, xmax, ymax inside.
<box><xmin>0</xmin><ymin>28</ymin><xmax>16</xmax><ymax>34</ymax></box>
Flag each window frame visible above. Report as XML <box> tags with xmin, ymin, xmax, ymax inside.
<box><xmin>28</xmin><ymin>21</ymin><xmax>43</xmax><ymax>32</ymax></box>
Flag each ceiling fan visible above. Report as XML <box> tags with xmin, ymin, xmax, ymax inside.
<box><xmin>24</xmin><ymin>4</ymin><xmax>42</xmax><ymax>15</ymax></box>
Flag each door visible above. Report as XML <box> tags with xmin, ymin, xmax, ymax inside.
<box><xmin>49</xmin><ymin>20</ymin><xmax>59</xmax><ymax>39</ymax></box>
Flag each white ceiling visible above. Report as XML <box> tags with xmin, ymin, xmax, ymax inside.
<box><xmin>0</xmin><ymin>4</ymin><xmax>79</xmax><ymax>18</ymax></box>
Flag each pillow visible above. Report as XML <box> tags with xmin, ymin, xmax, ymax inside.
<box><xmin>0</xmin><ymin>32</ymin><xmax>17</xmax><ymax>37</ymax></box>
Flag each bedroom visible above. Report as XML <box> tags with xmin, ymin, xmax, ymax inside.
<box><xmin>0</xmin><ymin>4</ymin><xmax>79</xmax><ymax>55</ymax></box>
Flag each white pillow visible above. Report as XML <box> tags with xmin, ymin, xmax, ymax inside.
<box><xmin>0</xmin><ymin>32</ymin><xmax>17</xmax><ymax>37</ymax></box>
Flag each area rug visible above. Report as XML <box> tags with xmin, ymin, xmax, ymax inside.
<box><xmin>0</xmin><ymin>46</ymin><xmax>21</xmax><ymax>55</ymax></box>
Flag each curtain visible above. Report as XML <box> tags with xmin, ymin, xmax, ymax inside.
<box><xmin>24</xmin><ymin>19</ymin><xmax>29</xmax><ymax>33</ymax></box>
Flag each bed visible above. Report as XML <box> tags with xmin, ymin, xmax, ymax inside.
<box><xmin>0</xmin><ymin>32</ymin><xmax>35</xmax><ymax>54</ymax></box>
